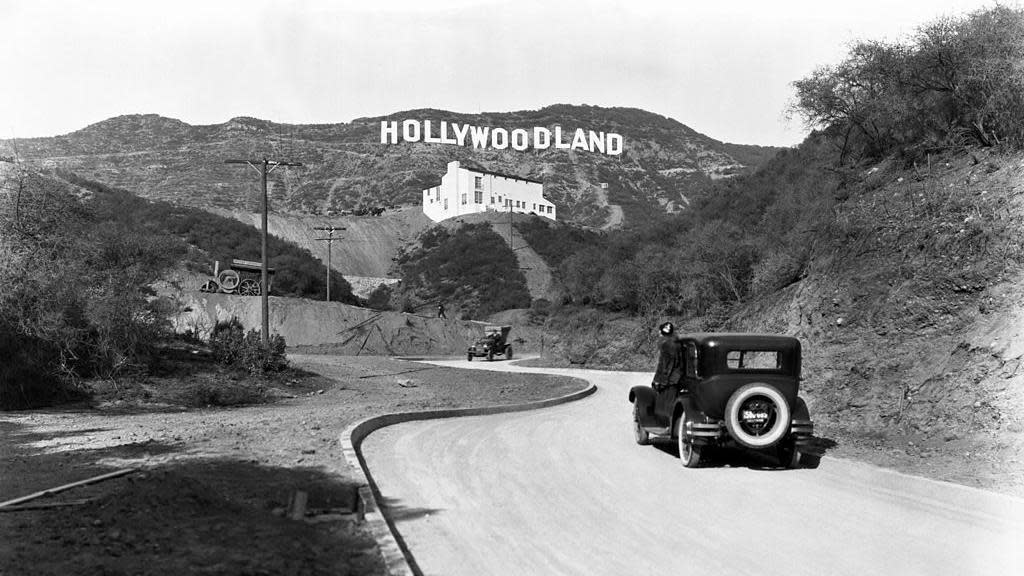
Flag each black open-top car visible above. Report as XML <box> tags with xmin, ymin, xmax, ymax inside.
<box><xmin>467</xmin><ymin>325</ymin><xmax>513</xmax><ymax>361</ymax></box>
<box><xmin>629</xmin><ymin>333</ymin><xmax>818</xmax><ymax>469</ymax></box>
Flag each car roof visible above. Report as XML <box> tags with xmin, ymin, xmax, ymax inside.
<box><xmin>678</xmin><ymin>332</ymin><xmax>800</xmax><ymax>350</ymax></box>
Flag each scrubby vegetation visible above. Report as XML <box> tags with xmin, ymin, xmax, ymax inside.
<box><xmin>391</xmin><ymin>223</ymin><xmax>531</xmax><ymax>318</ymax></box>
<box><xmin>0</xmin><ymin>169</ymin><xmax>185</xmax><ymax>407</ymax></box>
<box><xmin>59</xmin><ymin>172</ymin><xmax>357</xmax><ymax>303</ymax></box>
<box><xmin>0</xmin><ymin>168</ymin><xmax>340</xmax><ymax>408</ymax></box>
<box><xmin>791</xmin><ymin>5</ymin><xmax>1024</xmax><ymax>161</ymax></box>
<box><xmin>209</xmin><ymin>318</ymin><xmax>289</xmax><ymax>375</ymax></box>
<box><xmin>522</xmin><ymin>6</ymin><xmax>1024</xmax><ymax>330</ymax></box>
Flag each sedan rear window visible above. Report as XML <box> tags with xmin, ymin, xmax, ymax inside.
<box><xmin>726</xmin><ymin>350</ymin><xmax>780</xmax><ymax>370</ymax></box>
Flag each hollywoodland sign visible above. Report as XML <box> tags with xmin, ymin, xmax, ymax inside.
<box><xmin>380</xmin><ymin>120</ymin><xmax>623</xmax><ymax>155</ymax></box>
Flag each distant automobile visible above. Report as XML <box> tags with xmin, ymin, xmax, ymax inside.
<box><xmin>629</xmin><ymin>333</ymin><xmax>818</xmax><ymax>468</ymax></box>
<box><xmin>467</xmin><ymin>325</ymin><xmax>513</xmax><ymax>361</ymax></box>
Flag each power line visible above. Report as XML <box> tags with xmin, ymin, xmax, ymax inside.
<box><xmin>313</xmin><ymin>225</ymin><xmax>345</xmax><ymax>302</ymax></box>
<box><xmin>224</xmin><ymin>157</ymin><xmax>302</xmax><ymax>348</ymax></box>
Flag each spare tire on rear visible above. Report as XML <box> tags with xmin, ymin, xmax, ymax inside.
<box><xmin>724</xmin><ymin>383</ymin><xmax>791</xmax><ymax>449</ymax></box>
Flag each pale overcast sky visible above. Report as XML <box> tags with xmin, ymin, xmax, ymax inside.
<box><xmin>0</xmin><ymin>0</ymin><xmax>1007</xmax><ymax>146</ymax></box>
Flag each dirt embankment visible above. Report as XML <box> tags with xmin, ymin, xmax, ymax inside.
<box><xmin>172</xmin><ymin>292</ymin><xmax>549</xmax><ymax>356</ymax></box>
<box><xmin>723</xmin><ymin>149</ymin><xmax>1024</xmax><ymax>494</ymax></box>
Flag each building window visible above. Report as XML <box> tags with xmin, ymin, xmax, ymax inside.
<box><xmin>444</xmin><ymin>198</ymin><xmax>448</xmax><ymax>210</ymax></box>
<box><xmin>498</xmin><ymin>196</ymin><xmax>502</xmax><ymax>204</ymax></box>
<box><xmin>474</xmin><ymin>189</ymin><xmax>482</xmax><ymax>204</ymax></box>
<box><xmin>547</xmin><ymin>206</ymin><xmax>552</xmax><ymax>214</ymax></box>
<box><xmin>461</xmin><ymin>193</ymin><xmax>467</xmax><ymax>205</ymax></box>
<box><xmin>490</xmin><ymin>197</ymin><xmax>494</xmax><ymax>204</ymax></box>
<box><xmin>474</xmin><ymin>176</ymin><xmax>483</xmax><ymax>189</ymax></box>
<box><xmin>436</xmin><ymin>189</ymin><xmax>440</xmax><ymax>201</ymax></box>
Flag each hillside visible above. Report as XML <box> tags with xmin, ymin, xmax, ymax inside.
<box><xmin>210</xmin><ymin>205</ymin><xmax>432</xmax><ymax>278</ymax></box>
<box><xmin>1</xmin><ymin>106</ymin><xmax>779</xmax><ymax>229</ymax></box>
<box><xmin>520</xmin><ymin>143</ymin><xmax>1024</xmax><ymax>495</ymax></box>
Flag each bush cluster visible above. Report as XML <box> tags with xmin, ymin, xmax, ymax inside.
<box><xmin>0</xmin><ymin>169</ymin><xmax>184</xmax><ymax>408</ymax></box>
<box><xmin>792</xmin><ymin>6</ymin><xmax>1024</xmax><ymax>160</ymax></box>
<box><xmin>58</xmin><ymin>172</ymin><xmax>357</xmax><ymax>303</ymax></box>
<box><xmin>393</xmin><ymin>223</ymin><xmax>531</xmax><ymax>318</ymax></box>
<box><xmin>209</xmin><ymin>318</ymin><xmax>288</xmax><ymax>375</ymax></box>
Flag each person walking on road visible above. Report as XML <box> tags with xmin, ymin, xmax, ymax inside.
<box><xmin>437</xmin><ymin>302</ymin><xmax>447</xmax><ymax>319</ymax></box>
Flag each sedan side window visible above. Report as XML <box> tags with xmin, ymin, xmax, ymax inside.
<box><xmin>685</xmin><ymin>343</ymin><xmax>698</xmax><ymax>378</ymax></box>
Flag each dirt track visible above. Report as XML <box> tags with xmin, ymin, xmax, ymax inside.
<box><xmin>362</xmin><ymin>359</ymin><xmax>1024</xmax><ymax>576</ymax></box>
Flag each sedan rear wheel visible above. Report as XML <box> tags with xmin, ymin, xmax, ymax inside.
<box><xmin>633</xmin><ymin>402</ymin><xmax>650</xmax><ymax>446</ymax></box>
<box><xmin>676</xmin><ymin>414</ymin><xmax>702</xmax><ymax>468</ymax></box>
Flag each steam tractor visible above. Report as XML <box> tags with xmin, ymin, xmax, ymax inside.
<box><xmin>199</xmin><ymin>259</ymin><xmax>275</xmax><ymax>296</ymax></box>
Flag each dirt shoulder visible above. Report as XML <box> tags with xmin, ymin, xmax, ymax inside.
<box><xmin>0</xmin><ymin>354</ymin><xmax>586</xmax><ymax>576</ymax></box>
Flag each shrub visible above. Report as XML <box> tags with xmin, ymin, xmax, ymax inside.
<box><xmin>365</xmin><ymin>284</ymin><xmax>393</xmax><ymax>310</ymax></box>
<box><xmin>395</xmin><ymin>223</ymin><xmax>530</xmax><ymax>318</ymax></box>
<box><xmin>209</xmin><ymin>318</ymin><xmax>288</xmax><ymax>375</ymax></box>
<box><xmin>791</xmin><ymin>6</ymin><xmax>1024</xmax><ymax>159</ymax></box>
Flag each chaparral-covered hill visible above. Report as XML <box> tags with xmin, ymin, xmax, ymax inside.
<box><xmin>2</xmin><ymin>105</ymin><xmax>778</xmax><ymax>230</ymax></box>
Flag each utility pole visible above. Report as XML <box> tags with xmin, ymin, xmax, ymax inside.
<box><xmin>224</xmin><ymin>157</ymin><xmax>302</xmax><ymax>348</ymax></box>
<box><xmin>314</xmin><ymin>226</ymin><xmax>345</xmax><ymax>302</ymax></box>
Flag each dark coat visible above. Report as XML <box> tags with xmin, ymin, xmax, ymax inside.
<box><xmin>653</xmin><ymin>336</ymin><xmax>684</xmax><ymax>388</ymax></box>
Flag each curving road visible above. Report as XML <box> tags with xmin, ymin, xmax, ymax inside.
<box><xmin>361</xmin><ymin>359</ymin><xmax>1024</xmax><ymax>576</ymax></box>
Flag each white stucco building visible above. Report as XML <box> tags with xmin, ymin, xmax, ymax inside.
<box><xmin>422</xmin><ymin>161</ymin><xmax>556</xmax><ymax>223</ymax></box>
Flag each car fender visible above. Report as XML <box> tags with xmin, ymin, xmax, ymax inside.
<box><xmin>629</xmin><ymin>386</ymin><xmax>659</xmax><ymax>428</ymax></box>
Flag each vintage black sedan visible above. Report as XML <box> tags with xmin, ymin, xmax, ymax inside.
<box><xmin>629</xmin><ymin>333</ymin><xmax>818</xmax><ymax>468</ymax></box>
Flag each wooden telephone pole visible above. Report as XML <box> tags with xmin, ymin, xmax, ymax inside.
<box><xmin>224</xmin><ymin>157</ymin><xmax>302</xmax><ymax>348</ymax></box>
<box><xmin>313</xmin><ymin>226</ymin><xmax>345</xmax><ymax>302</ymax></box>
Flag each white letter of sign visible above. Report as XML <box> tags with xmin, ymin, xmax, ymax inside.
<box><xmin>470</xmin><ymin>126</ymin><xmax>490</xmax><ymax>149</ymax></box>
<box><xmin>606</xmin><ymin>133</ymin><xmax>623</xmax><ymax>155</ymax></box>
<box><xmin>402</xmin><ymin>119</ymin><xmax>421</xmax><ymax>142</ymax></box>
<box><xmin>453</xmin><ymin>123</ymin><xmax>470</xmax><ymax>146</ymax></box>
<box><xmin>554</xmin><ymin>126</ymin><xmax>571</xmax><ymax>149</ymax></box>
<box><xmin>571</xmin><ymin>129</ymin><xmax>589</xmax><ymax>151</ymax></box>
<box><xmin>491</xmin><ymin>128</ymin><xmax>509</xmax><ymax>150</ymax></box>
<box><xmin>440</xmin><ymin>121</ymin><xmax>458</xmax><ymax>144</ymax></box>
<box><xmin>534</xmin><ymin>127</ymin><xmax>551</xmax><ymax>150</ymax></box>
<box><xmin>424</xmin><ymin>120</ymin><xmax>442</xmax><ymax>143</ymax></box>
<box><xmin>511</xmin><ymin>129</ymin><xmax>529</xmax><ymax>151</ymax></box>
<box><xmin>380</xmin><ymin>121</ymin><xmax>399</xmax><ymax>144</ymax></box>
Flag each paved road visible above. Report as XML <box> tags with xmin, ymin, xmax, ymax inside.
<box><xmin>361</xmin><ymin>359</ymin><xmax>1024</xmax><ymax>576</ymax></box>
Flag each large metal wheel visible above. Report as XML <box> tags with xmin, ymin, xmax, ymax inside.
<box><xmin>633</xmin><ymin>402</ymin><xmax>650</xmax><ymax>446</ymax></box>
<box><xmin>217</xmin><ymin>270</ymin><xmax>240</xmax><ymax>293</ymax></box>
<box><xmin>199</xmin><ymin>280</ymin><xmax>219</xmax><ymax>293</ymax></box>
<box><xmin>238</xmin><ymin>278</ymin><xmax>261</xmax><ymax>296</ymax></box>
<box><xmin>677</xmin><ymin>413</ymin><xmax>703</xmax><ymax>468</ymax></box>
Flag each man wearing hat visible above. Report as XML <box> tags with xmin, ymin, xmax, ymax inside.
<box><xmin>652</xmin><ymin>321</ymin><xmax>684</xmax><ymax>391</ymax></box>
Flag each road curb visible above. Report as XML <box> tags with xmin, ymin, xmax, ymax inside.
<box><xmin>340</xmin><ymin>380</ymin><xmax>597</xmax><ymax>576</ymax></box>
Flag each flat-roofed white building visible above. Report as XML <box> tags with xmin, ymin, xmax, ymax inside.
<box><xmin>422</xmin><ymin>161</ymin><xmax>556</xmax><ymax>223</ymax></box>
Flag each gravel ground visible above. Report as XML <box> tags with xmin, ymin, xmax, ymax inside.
<box><xmin>0</xmin><ymin>354</ymin><xmax>586</xmax><ymax>576</ymax></box>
